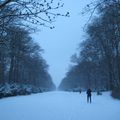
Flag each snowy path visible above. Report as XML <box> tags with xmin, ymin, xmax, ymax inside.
<box><xmin>0</xmin><ymin>91</ymin><xmax>120</xmax><ymax>120</ymax></box>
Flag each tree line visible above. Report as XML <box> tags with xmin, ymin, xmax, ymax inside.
<box><xmin>0</xmin><ymin>26</ymin><xmax>56</xmax><ymax>96</ymax></box>
<box><xmin>59</xmin><ymin>0</ymin><xmax>120</xmax><ymax>98</ymax></box>
<box><xmin>0</xmin><ymin>0</ymin><xmax>68</xmax><ymax>98</ymax></box>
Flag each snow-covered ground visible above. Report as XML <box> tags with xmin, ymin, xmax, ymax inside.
<box><xmin>0</xmin><ymin>91</ymin><xmax>120</xmax><ymax>120</ymax></box>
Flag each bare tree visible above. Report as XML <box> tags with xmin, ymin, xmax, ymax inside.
<box><xmin>0</xmin><ymin>0</ymin><xmax>69</xmax><ymax>28</ymax></box>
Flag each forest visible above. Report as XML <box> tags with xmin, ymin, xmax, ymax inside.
<box><xmin>0</xmin><ymin>0</ymin><xmax>66</xmax><ymax>98</ymax></box>
<box><xmin>0</xmin><ymin>0</ymin><xmax>120</xmax><ymax>99</ymax></box>
<box><xmin>59</xmin><ymin>0</ymin><xmax>120</xmax><ymax>99</ymax></box>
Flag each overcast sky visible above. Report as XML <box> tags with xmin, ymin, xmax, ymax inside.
<box><xmin>32</xmin><ymin>0</ymin><xmax>95</xmax><ymax>87</ymax></box>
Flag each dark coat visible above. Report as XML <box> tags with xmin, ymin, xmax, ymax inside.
<box><xmin>87</xmin><ymin>89</ymin><xmax>92</xmax><ymax>96</ymax></box>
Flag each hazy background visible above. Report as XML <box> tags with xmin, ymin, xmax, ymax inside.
<box><xmin>32</xmin><ymin>0</ymin><xmax>94</xmax><ymax>87</ymax></box>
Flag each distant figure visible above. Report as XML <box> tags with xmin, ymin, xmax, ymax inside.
<box><xmin>79</xmin><ymin>89</ymin><xmax>81</xmax><ymax>94</ymax></box>
<box><xmin>86</xmin><ymin>88</ymin><xmax>92</xmax><ymax>103</ymax></box>
<box><xmin>97</xmin><ymin>91</ymin><xmax>102</xmax><ymax>95</ymax></box>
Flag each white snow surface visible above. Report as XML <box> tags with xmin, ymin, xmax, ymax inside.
<box><xmin>0</xmin><ymin>91</ymin><xmax>120</xmax><ymax>120</ymax></box>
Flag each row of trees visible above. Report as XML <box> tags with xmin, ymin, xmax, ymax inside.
<box><xmin>0</xmin><ymin>0</ymin><xmax>66</xmax><ymax>97</ymax></box>
<box><xmin>59</xmin><ymin>0</ymin><xmax>120</xmax><ymax>98</ymax></box>
<box><xmin>0</xmin><ymin>25</ymin><xmax>56</xmax><ymax>97</ymax></box>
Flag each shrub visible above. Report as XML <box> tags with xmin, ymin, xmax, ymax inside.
<box><xmin>111</xmin><ymin>87</ymin><xmax>120</xmax><ymax>99</ymax></box>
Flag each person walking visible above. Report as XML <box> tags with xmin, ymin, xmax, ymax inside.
<box><xmin>86</xmin><ymin>88</ymin><xmax>92</xmax><ymax>103</ymax></box>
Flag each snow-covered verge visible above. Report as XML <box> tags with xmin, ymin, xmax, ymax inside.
<box><xmin>0</xmin><ymin>84</ymin><xmax>47</xmax><ymax>99</ymax></box>
<box><xmin>0</xmin><ymin>91</ymin><xmax>120</xmax><ymax>120</ymax></box>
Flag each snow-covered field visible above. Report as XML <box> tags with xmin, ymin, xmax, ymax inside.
<box><xmin>0</xmin><ymin>91</ymin><xmax>120</xmax><ymax>120</ymax></box>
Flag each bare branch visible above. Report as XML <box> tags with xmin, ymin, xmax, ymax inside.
<box><xmin>0</xmin><ymin>0</ymin><xmax>13</xmax><ymax>9</ymax></box>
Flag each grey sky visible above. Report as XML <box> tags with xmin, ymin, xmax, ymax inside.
<box><xmin>32</xmin><ymin>0</ymin><xmax>94</xmax><ymax>87</ymax></box>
